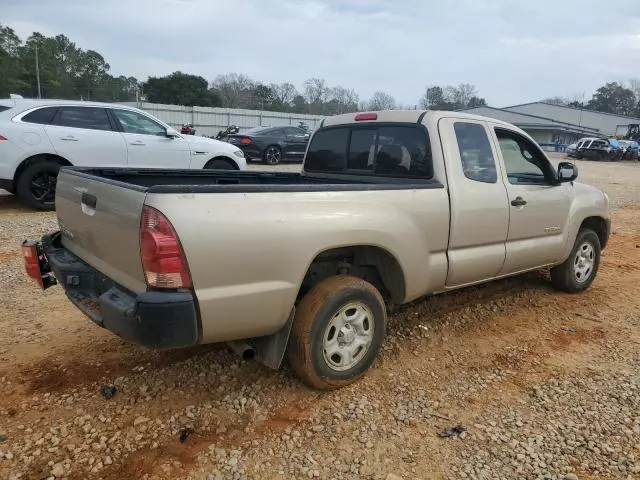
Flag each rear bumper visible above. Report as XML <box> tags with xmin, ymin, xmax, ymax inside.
<box><xmin>39</xmin><ymin>232</ymin><xmax>200</xmax><ymax>348</ymax></box>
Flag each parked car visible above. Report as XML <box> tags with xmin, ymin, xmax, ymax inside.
<box><xmin>574</xmin><ymin>137</ymin><xmax>619</xmax><ymax>161</ymax></box>
<box><xmin>24</xmin><ymin>110</ymin><xmax>610</xmax><ymax>390</ymax></box>
<box><xmin>0</xmin><ymin>99</ymin><xmax>246</xmax><ymax>210</ymax></box>
<box><xmin>566</xmin><ymin>142</ymin><xmax>578</xmax><ymax>157</ymax></box>
<box><xmin>619</xmin><ymin>140</ymin><xmax>639</xmax><ymax>160</ymax></box>
<box><xmin>227</xmin><ymin>126</ymin><xmax>310</xmax><ymax>164</ymax></box>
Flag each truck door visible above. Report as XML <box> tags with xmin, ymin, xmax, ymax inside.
<box><xmin>491</xmin><ymin>126</ymin><xmax>572</xmax><ymax>274</ymax></box>
<box><xmin>438</xmin><ymin>118</ymin><xmax>509</xmax><ymax>287</ymax></box>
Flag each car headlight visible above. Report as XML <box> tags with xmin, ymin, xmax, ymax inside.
<box><xmin>233</xmin><ymin>149</ymin><xmax>244</xmax><ymax>158</ymax></box>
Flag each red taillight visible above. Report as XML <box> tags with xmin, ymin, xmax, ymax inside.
<box><xmin>0</xmin><ymin>135</ymin><xmax>7</xmax><ymax>141</ymax></box>
<box><xmin>140</xmin><ymin>206</ymin><xmax>192</xmax><ymax>289</ymax></box>
<box><xmin>240</xmin><ymin>137</ymin><xmax>252</xmax><ymax>145</ymax></box>
<box><xmin>355</xmin><ymin>112</ymin><xmax>377</xmax><ymax>121</ymax></box>
<box><xmin>23</xmin><ymin>242</ymin><xmax>44</xmax><ymax>288</ymax></box>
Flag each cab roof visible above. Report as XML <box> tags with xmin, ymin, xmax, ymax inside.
<box><xmin>321</xmin><ymin>109</ymin><xmax>525</xmax><ymax>131</ymax></box>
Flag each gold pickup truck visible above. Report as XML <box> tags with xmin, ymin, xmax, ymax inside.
<box><xmin>23</xmin><ymin>110</ymin><xmax>610</xmax><ymax>390</ymax></box>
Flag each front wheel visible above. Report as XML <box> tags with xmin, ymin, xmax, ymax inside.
<box><xmin>287</xmin><ymin>276</ymin><xmax>386</xmax><ymax>390</ymax></box>
<box><xmin>550</xmin><ymin>228</ymin><xmax>601</xmax><ymax>293</ymax></box>
<box><xmin>16</xmin><ymin>161</ymin><xmax>60</xmax><ymax>211</ymax></box>
<box><xmin>264</xmin><ymin>146</ymin><xmax>282</xmax><ymax>165</ymax></box>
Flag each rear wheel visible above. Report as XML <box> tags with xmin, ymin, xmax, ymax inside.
<box><xmin>287</xmin><ymin>276</ymin><xmax>386</xmax><ymax>390</ymax></box>
<box><xmin>264</xmin><ymin>145</ymin><xmax>281</xmax><ymax>165</ymax></box>
<box><xmin>204</xmin><ymin>158</ymin><xmax>236</xmax><ymax>170</ymax></box>
<box><xmin>16</xmin><ymin>161</ymin><xmax>60</xmax><ymax>211</ymax></box>
<box><xmin>550</xmin><ymin>228</ymin><xmax>601</xmax><ymax>293</ymax></box>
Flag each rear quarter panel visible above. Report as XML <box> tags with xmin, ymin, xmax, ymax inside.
<box><xmin>146</xmin><ymin>188</ymin><xmax>450</xmax><ymax>342</ymax></box>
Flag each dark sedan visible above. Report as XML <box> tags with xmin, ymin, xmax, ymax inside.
<box><xmin>227</xmin><ymin>126</ymin><xmax>310</xmax><ymax>164</ymax></box>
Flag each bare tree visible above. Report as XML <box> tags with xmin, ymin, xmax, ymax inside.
<box><xmin>212</xmin><ymin>73</ymin><xmax>255</xmax><ymax>108</ymax></box>
<box><xmin>444</xmin><ymin>83</ymin><xmax>477</xmax><ymax>109</ymax></box>
<box><xmin>366</xmin><ymin>91</ymin><xmax>396</xmax><ymax>111</ymax></box>
<box><xmin>271</xmin><ymin>82</ymin><xmax>298</xmax><ymax>107</ymax></box>
<box><xmin>629</xmin><ymin>79</ymin><xmax>640</xmax><ymax>102</ymax></box>
<box><xmin>303</xmin><ymin>78</ymin><xmax>329</xmax><ymax>105</ymax></box>
<box><xmin>327</xmin><ymin>86</ymin><xmax>359</xmax><ymax>114</ymax></box>
<box><xmin>542</xmin><ymin>96</ymin><xmax>568</xmax><ymax>105</ymax></box>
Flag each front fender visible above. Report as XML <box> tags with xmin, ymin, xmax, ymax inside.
<box><xmin>560</xmin><ymin>183</ymin><xmax>609</xmax><ymax>262</ymax></box>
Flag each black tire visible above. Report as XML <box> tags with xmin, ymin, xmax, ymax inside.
<box><xmin>204</xmin><ymin>158</ymin><xmax>236</xmax><ymax>170</ymax></box>
<box><xmin>263</xmin><ymin>145</ymin><xmax>282</xmax><ymax>165</ymax></box>
<box><xmin>286</xmin><ymin>275</ymin><xmax>386</xmax><ymax>390</ymax></box>
<box><xmin>550</xmin><ymin>229</ymin><xmax>601</xmax><ymax>293</ymax></box>
<box><xmin>16</xmin><ymin>161</ymin><xmax>60</xmax><ymax>211</ymax></box>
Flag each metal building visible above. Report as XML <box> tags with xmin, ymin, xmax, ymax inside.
<box><xmin>463</xmin><ymin>102</ymin><xmax>640</xmax><ymax>149</ymax></box>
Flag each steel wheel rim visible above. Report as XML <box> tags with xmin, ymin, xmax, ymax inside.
<box><xmin>573</xmin><ymin>241</ymin><xmax>595</xmax><ymax>283</ymax></box>
<box><xmin>322</xmin><ymin>302</ymin><xmax>374</xmax><ymax>372</ymax></box>
<box><xmin>265</xmin><ymin>147</ymin><xmax>280</xmax><ymax>164</ymax></box>
<box><xmin>30</xmin><ymin>172</ymin><xmax>56</xmax><ymax>205</ymax></box>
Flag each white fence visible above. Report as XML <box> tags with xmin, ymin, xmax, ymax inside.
<box><xmin>118</xmin><ymin>102</ymin><xmax>324</xmax><ymax>137</ymax></box>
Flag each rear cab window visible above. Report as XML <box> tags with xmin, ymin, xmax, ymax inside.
<box><xmin>305</xmin><ymin>123</ymin><xmax>433</xmax><ymax>180</ymax></box>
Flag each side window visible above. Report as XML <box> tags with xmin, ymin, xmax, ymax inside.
<box><xmin>495</xmin><ymin>128</ymin><xmax>554</xmax><ymax>185</ymax></box>
<box><xmin>112</xmin><ymin>109</ymin><xmax>166</xmax><ymax>136</ymax></box>
<box><xmin>52</xmin><ymin>107</ymin><xmax>112</xmax><ymax>131</ymax></box>
<box><xmin>283</xmin><ymin>127</ymin><xmax>300</xmax><ymax>137</ymax></box>
<box><xmin>453</xmin><ymin>122</ymin><xmax>497</xmax><ymax>183</ymax></box>
<box><xmin>305</xmin><ymin>127</ymin><xmax>349</xmax><ymax>171</ymax></box>
<box><xmin>22</xmin><ymin>107</ymin><xmax>59</xmax><ymax>125</ymax></box>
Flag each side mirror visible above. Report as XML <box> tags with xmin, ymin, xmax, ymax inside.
<box><xmin>558</xmin><ymin>161</ymin><xmax>578</xmax><ymax>183</ymax></box>
<box><xmin>165</xmin><ymin>127</ymin><xmax>180</xmax><ymax>138</ymax></box>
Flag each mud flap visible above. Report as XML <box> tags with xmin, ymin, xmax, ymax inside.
<box><xmin>253</xmin><ymin>308</ymin><xmax>295</xmax><ymax>369</ymax></box>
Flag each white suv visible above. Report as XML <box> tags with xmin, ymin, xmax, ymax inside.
<box><xmin>0</xmin><ymin>99</ymin><xmax>246</xmax><ymax>210</ymax></box>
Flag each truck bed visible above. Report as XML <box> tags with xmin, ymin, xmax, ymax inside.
<box><xmin>66</xmin><ymin>167</ymin><xmax>443</xmax><ymax>193</ymax></box>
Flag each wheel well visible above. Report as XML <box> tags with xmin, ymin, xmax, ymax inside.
<box><xmin>580</xmin><ymin>216</ymin><xmax>608</xmax><ymax>249</ymax></box>
<box><xmin>299</xmin><ymin>246</ymin><xmax>406</xmax><ymax>305</ymax></box>
<box><xmin>13</xmin><ymin>154</ymin><xmax>72</xmax><ymax>189</ymax></box>
<box><xmin>204</xmin><ymin>156</ymin><xmax>239</xmax><ymax>170</ymax></box>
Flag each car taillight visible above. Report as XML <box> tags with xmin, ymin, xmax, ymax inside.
<box><xmin>140</xmin><ymin>206</ymin><xmax>192</xmax><ymax>289</ymax></box>
<box><xmin>23</xmin><ymin>242</ymin><xmax>44</xmax><ymax>288</ymax></box>
<box><xmin>240</xmin><ymin>137</ymin><xmax>252</xmax><ymax>145</ymax></box>
<box><xmin>0</xmin><ymin>135</ymin><xmax>7</xmax><ymax>141</ymax></box>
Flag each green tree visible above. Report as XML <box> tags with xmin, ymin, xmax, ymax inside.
<box><xmin>144</xmin><ymin>71</ymin><xmax>220</xmax><ymax>106</ymax></box>
<box><xmin>587</xmin><ymin>82</ymin><xmax>636</xmax><ymax>116</ymax></box>
<box><xmin>0</xmin><ymin>24</ymin><xmax>26</xmax><ymax>96</ymax></box>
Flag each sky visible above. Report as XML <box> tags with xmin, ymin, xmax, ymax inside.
<box><xmin>4</xmin><ymin>0</ymin><xmax>640</xmax><ymax>107</ymax></box>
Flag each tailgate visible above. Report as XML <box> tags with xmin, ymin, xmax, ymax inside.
<box><xmin>55</xmin><ymin>169</ymin><xmax>148</xmax><ymax>294</ymax></box>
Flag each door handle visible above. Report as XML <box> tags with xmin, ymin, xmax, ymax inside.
<box><xmin>60</xmin><ymin>136</ymin><xmax>78</xmax><ymax>142</ymax></box>
<box><xmin>129</xmin><ymin>142</ymin><xmax>146</xmax><ymax>146</ymax></box>
<box><xmin>511</xmin><ymin>196</ymin><xmax>527</xmax><ymax>207</ymax></box>
<box><xmin>81</xmin><ymin>192</ymin><xmax>97</xmax><ymax>209</ymax></box>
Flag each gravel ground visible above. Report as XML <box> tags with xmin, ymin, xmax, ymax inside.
<box><xmin>0</xmin><ymin>158</ymin><xmax>639</xmax><ymax>480</ymax></box>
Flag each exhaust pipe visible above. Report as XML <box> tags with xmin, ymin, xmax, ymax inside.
<box><xmin>226</xmin><ymin>340</ymin><xmax>255</xmax><ymax>361</ymax></box>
